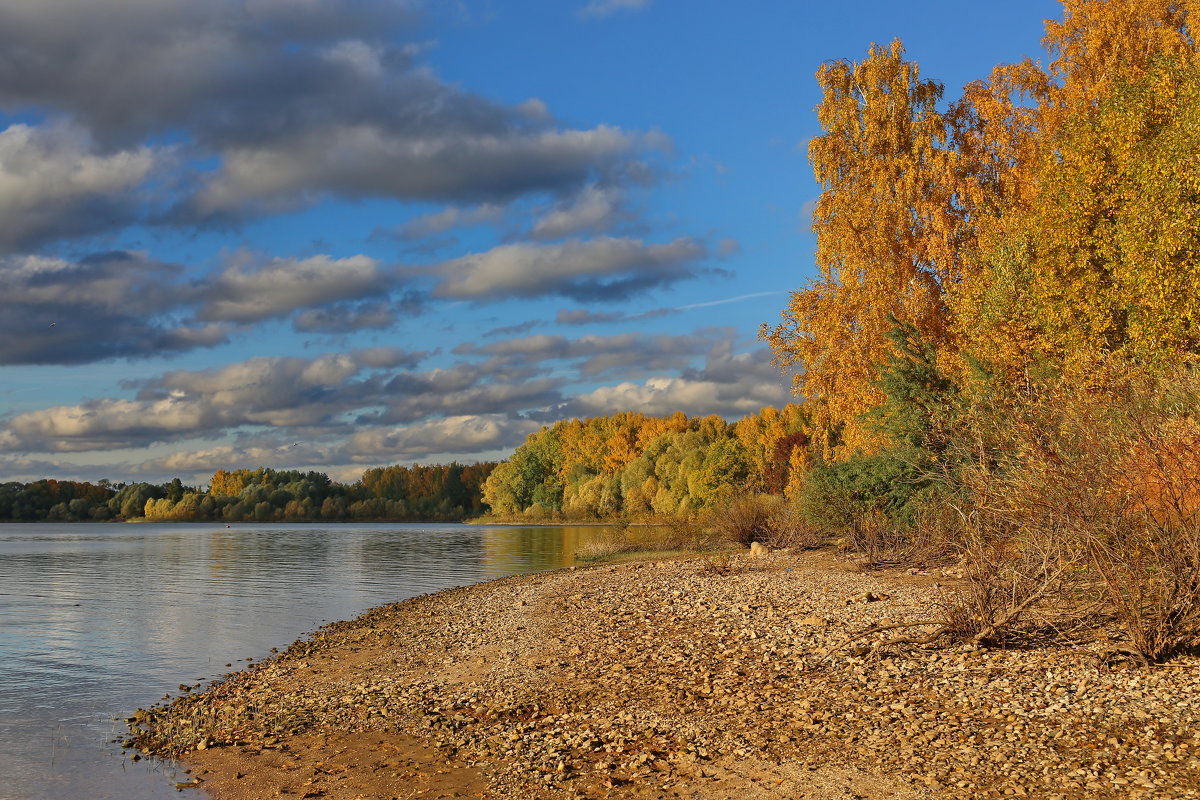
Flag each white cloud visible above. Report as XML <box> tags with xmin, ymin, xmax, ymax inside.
<box><xmin>5</xmin><ymin>396</ymin><xmax>216</xmax><ymax>452</ymax></box>
<box><xmin>0</xmin><ymin>0</ymin><xmax>663</xmax><ymax>224</ymax></box>
<box><xmin>0</xmin><ymin>349</ymin><xmax>430</xmax><ymax>451</ymax></box>
<box><xmin>567</xmin><ymin>373</ymin><xmax>787</xmax><ymax>418</ymax></box>
<box><xmin>560</xmin><ymin>347</ymin><xmax>791</xmax><ymax>418</ymax></box>
<box><xmin>321</xmin><ymin>39</ymin><xmax>386</xmax><ymax>77</ymax></box>
<box><xmin>198</xmin><ymin>253</ymin><xmax>390</xmax><ymax>323</ymax></box>
<box><xmin>344</xmin><ymin>414</ymin><xmax>540</xmax><ymax>461</ymax></box>
<box><xmin>190</xmin><ymin>124</ymin><xmax>642</xmax><ymax>217</ymax></box>
<box><xmin>131</xmin><ymin>442</ymin><xmax>325</xmax><ymax>479</ymax></box>
<box><xmin>394</xmin><ymin>203</ymin><xmax>504</xmax><ymax>240</ymax></box>
<box><xmin>434</xmin><ymin>236</ymin><xmax>706</xmax><ymax>301</ymax></box>
<box><xmin>466</xmin><ymin>329</ymin><xmax>724</xmax><ymax>376</ymax></box>
<box><xmin>531</xmin><ymin>185</ymin><xmax>625</xmax><ymax>240</ymax></box>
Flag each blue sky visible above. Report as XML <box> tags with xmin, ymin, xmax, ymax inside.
<box><xmin>0</xmin><ymin>0</ymin><xmax>1061</xmax><ymax>485</ymax></box>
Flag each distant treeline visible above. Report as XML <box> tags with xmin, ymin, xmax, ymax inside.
<box><xmin>482</xmin><ymin>405</ymin><xmax>809</xmax><ymax>520</ymax></box>
<box><xmin>0</xmin><ymin>462</ymin><xmax>497</xmax><ymax>523</ymax></box>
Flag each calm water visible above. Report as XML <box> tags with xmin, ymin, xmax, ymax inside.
<box><xmin>0</xmin><ymin>521</ymin><xmax>617</xmax><ymax>800</ymax></box>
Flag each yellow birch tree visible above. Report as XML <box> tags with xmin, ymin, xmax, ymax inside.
<box><xmin>763</xmin><ymin>39</ymin><xmax>956</xmax><ymax>457</ymax></box>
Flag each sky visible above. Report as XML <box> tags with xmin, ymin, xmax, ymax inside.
<box><xmin>0</xmin><ymin>0</ymin><xmax>1063</xmax><ymax>486</ymax></box>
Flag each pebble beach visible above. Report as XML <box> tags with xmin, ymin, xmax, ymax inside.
<box><xmin>127</xmin><ymin>549</ymin><xmax>1200</xmax><ymax>799</ymax></box>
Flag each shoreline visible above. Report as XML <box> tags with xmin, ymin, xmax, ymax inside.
<box><xmin>128</xmin><ymin>549</ymin><xmax>1200</xmax><ymax>799</ymax></box>
<box><xmin>464</xmin><ymin>517</ymin><xmax>668</xmax><ymax>526</ymax></box>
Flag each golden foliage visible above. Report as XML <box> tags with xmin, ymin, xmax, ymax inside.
<box><xmin>763</xmin><ymin>40</ymin><xmax>957</xmax><ymax>457</ymax></box>
<box><xmin>767</xmin><ymin>2</ymin><xmax>1200</xmax><ymax>455</ymax></box>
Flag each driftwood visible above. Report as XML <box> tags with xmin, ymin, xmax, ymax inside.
<box><xmin>822</xmin><ymin>579</ymin><xmax>1060</xmax><ymax>660</ymax></box>
<box><xmin>821</xmin><ymin>621</ymin><xmax>949</xmax><ymax>661</ymax></box>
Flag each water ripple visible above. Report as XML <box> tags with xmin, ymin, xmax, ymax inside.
<box><xmin>0</xmin><ymin>521</ymin><xmax>614</xmax><ymax>800</ymax></box>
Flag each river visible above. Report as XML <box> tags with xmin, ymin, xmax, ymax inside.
<box><xmin>0</xmin><ymin>521</ymin><xmax>622</xmax><ymax>800</ymax></box>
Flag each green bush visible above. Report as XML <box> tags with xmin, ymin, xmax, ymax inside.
<box><xmin>798</xmin><ymin>449</ymin><xmax>932</xmax><ymax>534</ymax></box>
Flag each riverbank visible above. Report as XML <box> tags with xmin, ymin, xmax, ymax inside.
<box><xmin>127</xmin><ymin>548</ymin><xmax>1200</xmax><ymax>799</ymax></box>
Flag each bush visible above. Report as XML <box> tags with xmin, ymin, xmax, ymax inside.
<box><xmin>706</xmin><ymin>494</ymin><xmax>778</xmax><ymax>546</ymax></box>
<box><xmin>660</xmin><ymin>517</ymin><xmax>727</xmax><ymax>552</ymax></box>
<box><xmin>761</xmin><ymin>497</ymin><xmax>825</xmax><ymax>550</ymax></box>
<box><xmin>798</xmin><ymin>449</ymin><xmax>933</xmax><ymax>535</ymax></box>
<box><xmin>938</xmin><ymin>358</ymin><xmax>1200</xmax><ymax>659</ymax></box>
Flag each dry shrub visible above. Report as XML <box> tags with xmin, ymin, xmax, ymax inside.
<box><xmin>647</xmin><ymin>516</ymin><xmax>725</xmax><ymax>552</ymax></box>
<box><xmin>1080</xmin><ymin>408</ymin><xmax>1200</xmax><ymax>660</ymax></box>
<box><xmin>838</xmin><ymin>502</ymin><xmax>954</xmax><ymax>569</ymax></box>
<box><xmin>946</xmin><ymin>359</ymin><xmax>1200</xmax><ymax>660</ymax></box>
<box><xmin>841</xmin><ymin>511</ymin><xmax>909</xmax><ymax>565</ymax></box>
<box><xmin>705</xmin><ymin>494</ymin><xmax>778</xmax><ymax>546</ymax></box>
<box><xmin>939</xmin><ymin>493</ymin><xmax>1094</xmax><ymax>645</ymax></box>
<box><xmin>761</xmin><ymin>497</ymin><xmax>825</xmax><ymax>550</ymax></box>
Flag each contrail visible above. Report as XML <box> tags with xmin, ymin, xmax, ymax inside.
<box><xmin>676</xmin><ymin>290</ymin><xmax>788</xmax><ymax>311</ymax></box>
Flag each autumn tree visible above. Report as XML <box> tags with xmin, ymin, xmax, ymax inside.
<box><xmin>480</xmin><ymin>406</ymin><xmax>813</xmax><ymax>519</ymax></box>
<box><xmin>951</xmin><ymin>0</ymin><xmax>1200</xmax><ymax>366</ymax></box>
<box><xmin>763</xmin><ymin>39</ymin><xmax>957</xmax><ymax>458</ymax></box>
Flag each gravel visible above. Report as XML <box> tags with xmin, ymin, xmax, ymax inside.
<box><xmin>126</xmin><ymin>549</ymin><xmax>1200</xmax><ymax>799</ymax></box>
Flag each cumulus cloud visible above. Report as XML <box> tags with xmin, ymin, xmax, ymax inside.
<box><xmin>0</xmin><ymin>252</ymin><xmax>226</xmax><ymax>365</ymax></box>
<box><xmin>353</xmin><ymin>347</ymin><xmax>427</xmax><ymax>369</ymax></box>
<box><xmin>188</xmin><ymin>124</ymin><xmax>647</xmax><ymax>219</ymax></box>
<box><xmin>341</xmin><ymin>414</ymin><xmax>542</xmax><ymax>462</ymax></box>
<box><xmin>3</xmin><ymin>395</ymin><xmax>219</xmax><ymax>453</ymax></box>
<box><xmin>365</xmin><ymin>372</ymin><xmax>564</xmax><ymax>425</ymax></box>
<box><xmin>292</xmin><ymin>300</ymin><xmax>400</xmax><ymax>333</ymax></box>
<box><xmin>555</xmin><ymin>346</ymin><xmax>791</xmax><ymax>419</ymax></box>
<box><xmin>0</xmin><ymin>347</ymin><xmax>565</xmax><ymax>458</ymax></box>
<box><xmin>0</xmin><ymin>348</ymin><xmax>430</xmax><ymax>451</ymax></box>
<box><xmin>131</xmin><ymin>444</ymin><xmax>273</xmax><ymax>477</ymax></box>
<box><xmin>0</xmin><ymin>455</ymin><xmax>94</xmax><ymax>483</ymax></box>
<box><xmin>531</xmin><ymin>185</ymin><xmax>627</xmax><ymax>240</ymax></box>
<box><xmin>198</xmin><ymin>253</ymin><xmax>392</xmax><ymax>323</ymax></box>
<box><xmin>0</xmin><ymin>123</ymin><xmax>161</xmax><ymax>252</ymax></box>
<box><xmin>144</xmin><ymin>350</ymin><xmax>427</xmax><ymax>428</ymax></box>
<box><xmin>130</xmin><ymin>441</ymin><xmax>330</xmax><ymax>480</ymax></box>
<box><xmin>0</xmin><ymin>1</ymin><xmax>666</xmax><ymax>224</ymax></box>
<box><xmin>0</xmin><ymin>248</ymin><xmax>428</xmax><ymax>364</ymax></box>
<box><xmin>434</xmin><ymin>236</ymin><xmax>707</xmax><ymax>302</ymax></box>
<box><xmin>0</xmin><ymin>1</ymin><xmax>420</xmax><ymax>145</ymax></box>
<box><xmin>461</xmin><ymin>330</ymin><xmax>725</xmax><ymax>377</ymax></box>
<box><xmin>390</xmin><ymin>203</ymin><xmax>505</xmax><ymax>241</ymax></box>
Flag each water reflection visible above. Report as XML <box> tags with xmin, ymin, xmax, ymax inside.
<box><xmin>0</xmin><ymin>522</ymin><xmax>621</xmax><ymax>800</ymax></box>
<box><xmin>482</xmin><ymin>525</ymin><xmax>582</xmax><ymax>575</ymax></box>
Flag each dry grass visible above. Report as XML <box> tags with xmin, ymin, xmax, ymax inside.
<box><xmin>574</xmin><ymin>530</ymin><xmax>640</xmax><ymax>561</ymax></box>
